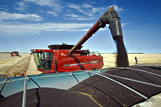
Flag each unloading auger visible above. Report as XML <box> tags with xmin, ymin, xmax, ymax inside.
<box><xmin>69</xmin><ymin>7</ymin><xmax>129</xmax><ymax>67</ymax></box>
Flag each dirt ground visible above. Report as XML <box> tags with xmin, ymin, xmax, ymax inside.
<box><xmin>0</xmin><ymin>53</ymin><xmax>161</xmax><ymax>77</ymax></box>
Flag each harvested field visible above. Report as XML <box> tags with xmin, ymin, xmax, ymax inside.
<box><xmin>6</xmin><ymin>55</ymin><xmax>31</xmax><ymax>77</ymax></box>
<box><xmin>0</xmin><ymin>53</ymin><xmax>161</xmax><ymax>77</ymax></box>
<box><xmin>102</xmin><ymin>54</ymin><xmax>161</xmax><ymax>68</ymax></box>
<box><xmin>0</xmin><ymin>53</ymin><xmax>29</xmax><ymax>76</ymax></box>
<box><xmin>0</xmin><ymin>53</ymin><xmax>41</xmax><ymax>77</ymax></box>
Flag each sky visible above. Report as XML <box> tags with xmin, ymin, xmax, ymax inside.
<box><xmin>0</xmin><ymin>0</ymin><xmax>161</xmax><ymax>53</ymax></box>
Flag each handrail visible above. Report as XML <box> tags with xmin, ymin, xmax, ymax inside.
<box><xmin>22</xmin><ymin>73</ymin><xmax>27</xmax><ymax>107</ymax></box>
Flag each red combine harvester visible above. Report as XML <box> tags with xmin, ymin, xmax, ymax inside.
<box><xmin>31</xmin><ymin>44</ymin><xmax>103</xmax><ymax>73</ymax></box>
<box><xmin>10</xmin><ymin>51</ymin><xmax>20</xmax><ymax>57</ymax></box>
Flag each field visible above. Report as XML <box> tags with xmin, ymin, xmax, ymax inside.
<box><xmin>102</xmin><ymin>54</ymin><xmax>161</xmax><ymax>68</ymax></box>
<box><xmin>0</xmin><ymin>53</ymin><xmax>161</xmax><ymax>77</ymax></box>
<box><xmin>0</xmin><ymin>53</ymin><xmax>41</xmax><ymax>77</ymax></box>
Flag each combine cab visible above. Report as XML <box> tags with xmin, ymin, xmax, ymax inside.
<box><xmin>31</xmin><ymin>44</ymin><xmax>103</xmax><ymax>73</ymax></box>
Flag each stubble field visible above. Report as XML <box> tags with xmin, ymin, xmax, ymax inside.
<box><xmin>0</xmin><ymin>53</ymin><xmax>161</xmax><ymax>77</ymax></box>
<box><xmin>102</xmin><ymin>54</ymin><xmax>161</xmax><ymax>68</ymax></box>
<box><xmin>0</xmin><ymin>53</ymin><xmax>41</xmax><ymax>77</ymax></box>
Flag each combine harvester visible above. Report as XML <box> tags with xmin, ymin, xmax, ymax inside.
<box><xmin>0</xmin><ymin>7</ymin><xmax>161</xmax><ymax>107</ymax></box>
<box><xmin>10</xmin><ymin>51</ymin><xmax>20</xmax><ymax>57</ymax></box>
<box><xmin>31</xmin><ymin>43</ymin><xmax>103</xmax><ymax>73</ymax></box>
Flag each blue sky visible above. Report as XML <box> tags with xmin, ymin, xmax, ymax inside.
<box><xmin>0</xmin><ymin>0</ymin><xmax>161</xmax><ymax>53</ymax></box>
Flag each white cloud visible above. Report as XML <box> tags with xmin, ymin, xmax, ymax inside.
<box><xmin>0</xmin><ymin>11</ymin><xmax>43</xmax><ymax>21</ymax></box>
<box><xmin>24</xmin><ymin>0</ymin><xmax>54</xmax><ymax>6</ymax></box>
<box><xmin>0</xmin><ymin>22</ymin><xmax>127</xmax><ymax>35</ymax></box>
<box><xmin>0</xmin><ymin>23</ymin><xmax>93</xmax><ymax>35</ymax></box>
<box><xmin>0</xmin><ymin>7</ymin><xmax>8</xmax><ymax>11</ymax></box>
<box><xmin>67</xmin><ymin>17</ymin><xmax>94</xmax><ymax>21</ymax></box>
<box><xmin>67</xmin><ymin>3</ymin><xmax>105</xmax><ymax>16</ymax></box>
<box><xmin>65</xmin><ymin>14</ymin><xmax>79</xmax><ymax>18</ymax></box>
<box><xmin>46</xmin><ymin>11</ymin><xmax>58</xmax><ymax>16</ymax></box>
<box><xmin>16</xmin><ymin>2</ymin><xmax>26</xmax><ymax>11</ymax></box>
<box><xmin>19</xmin><ymin>0</ymin><xmax>62</xmax><ymax>17</ymax></box>
<box><xmin>67</xmin><ymin>3</ymin><xmax>89</xmax><ymax>16</ymax></box>
<box><xmin>23</xmin><ymin>0</ymin><xmax>62</xmax><ymax>11</ymax></box>
<box><xmin>108</xmin><ymin>5</ymin><xmax>123</xmax><ymax>12</ymax></box>
<box><xmin>65</xmin><ymin>4</ymin><xmax>123</xmax><ymax>20</ymax></box>
<box><xmin>67</xmin><ymin>3</ymin><xmax>84</xmax><ymax>14</ymax></box>
<box><xmin>66</xmin><ymin>3</ymin><xmax>105</xmax><ymax>21</ymax></box>
<box><xmin>82</xmin><ymin>4</ymin><xmax>93</xmax><ymax>8</ymax></box>
<box><xmin>65</xmin><ymin>14</ymin><xmax>94</xmax><ymax>20</ymax></box>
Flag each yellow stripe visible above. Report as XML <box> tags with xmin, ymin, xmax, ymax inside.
<box><xmin>76</xmin><ymin>91</ymin><xmax>103</xmax><ymax>107</ymax></box>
